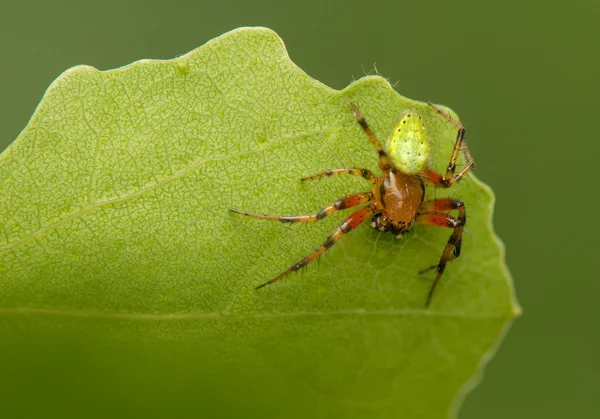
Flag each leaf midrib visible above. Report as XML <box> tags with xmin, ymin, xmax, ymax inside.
<box><xmin>0</xmin><ymin>124</ymin><xmax>344</xmax><ymax>252</ymax></box>
<box><xmin>0</xmin><ymin>306</ymin><xmax>511</xmax><ymax>320</ymax></box>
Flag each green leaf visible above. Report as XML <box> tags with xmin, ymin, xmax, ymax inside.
<box><xmin>0</xmin><ymin>27</ymin><xmax>519</xmax><ymax>418</ymax></box>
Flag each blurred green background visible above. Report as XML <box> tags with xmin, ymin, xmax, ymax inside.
<box><xmin>0</xmin><ymin>0</ymin><xmax>597</xmax><ymax>418</ymax></box>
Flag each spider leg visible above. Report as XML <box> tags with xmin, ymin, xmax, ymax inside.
<box><xmin>301</xmin><ymin>168</ymin><xmax>377</xmax><ymax>184</ymax></box>
<box><xmin>350</xmin><ymin>103</ymin><xmax>392</xmax><ymax>171</ymax></box>
<box><xmin>418</xmin><ymin>198</ymin><xmax>466</xmax><ymax>266</ymax></box>
<box><xmin>229</xmin><ymin>192</ymin><xmax>372</xmax><ymax>223</ymax></box>
<box><xmin>255</xmin><ymin>205</ymin><xmax>375</xmax><ymax>289</ymax></box>
<box><xmin>421</xmin><ymin>102</ymin><xmax>475</xmax><ymax>188</ymax></box>
<box><xmin>415</xmin><ymin>198</ymin><xmax>466</xmax><ymax>307</ymax></box>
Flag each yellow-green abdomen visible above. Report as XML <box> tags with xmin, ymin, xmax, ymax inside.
<box><xmin>386</xmin><ymin>110</ymin><xmax>430</xmax><ymax>174</ymax></box>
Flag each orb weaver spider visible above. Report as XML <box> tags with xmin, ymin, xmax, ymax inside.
<box><xmin>231</xmin><ymin>103</ymin><xmax>475</xmax><ymax>307</ymax></box>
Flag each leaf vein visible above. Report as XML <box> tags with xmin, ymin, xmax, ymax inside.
<box><xmin>0</xmin><ymin>125</ymin><xmax>343</xmax><ymax>252</ymax></box>
<box><xmin>0</xmin><ymin>306</ymin><xmax>511</xmax><ymax>321</ymax></box>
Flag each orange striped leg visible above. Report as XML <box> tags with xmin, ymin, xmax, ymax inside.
<box><xmin>301</xmin><ymin>168</ymin><xmax>378</xmax><ymax>184</ymax></box>
<box><xmin>419</xmin><ymin>198</ymin><xmax>466</xmax><ymax>226</ymax></box>
<box><xmin>415</xmin><ymin>200</ymin><xmax>466</xmax><ymax>307</ymax></box>
<box><xmin>423</xmin><ymin>102</ymin><xmax>475</xmax><ymax>187</ymax></box>
<box><xmin>256</xmin><ymin>206</ymin><xmax>374</xmax><ymax>289</ymax></box>
<box><xmin>418</xmin><ymin>199</ymin><xmax>466</xmax><ymax>263</ymax></box>
<box><xmin>229</xmin><ymin>192</ymin><xmax>371</xmax><ymax>223</ymax></box>
<box><xmin>350</xmin><ymin>103</ymin><xmax>392</xmax><ymax>171</ymax></box>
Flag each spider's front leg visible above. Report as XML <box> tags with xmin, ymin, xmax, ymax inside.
<box><xmin>229</xmin><ymin>191</ymin><xmax>371</xmax><ymax>223</ymax></box>
<box><xmin>415</xmin><ymin>198</ymin><xmax>466</xmax><ymax>307</ymax></box>
<box><xmin>255</xmin><ymin>205</ymin><xmax>375</xmax><ymax>289</ymax></box>
<box><xmin>422</xmin><ymin>103</ymin><xmax>475</xmax><ymax>188</ymax></box>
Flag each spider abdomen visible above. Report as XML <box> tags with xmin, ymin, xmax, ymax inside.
<box><xmin>387</xmin><ymin>111</ymin><xmax>430</xmax><ymax>175</ymax></box>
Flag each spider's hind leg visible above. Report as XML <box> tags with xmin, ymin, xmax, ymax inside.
<box><xmin>255</xmin><ymin>205</ymin><xmax>375</xmax><ymax>289</ymax></box>
<box><xmin>350</xmin><ymin>103</ymin><xmax>392</xmax><ymax>171</ymax></box>
<box><xmin>422</xmin><ymin>103</ymin><xmax>475</xmax><ymax>188</ymax></box>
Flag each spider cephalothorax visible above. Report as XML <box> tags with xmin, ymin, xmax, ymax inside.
<box><xmin>371</xmin><ymin>212</ymin><xmax>415</xmax><ymax>238</ymax></box>
<box><xmin>231</xmin><ymin>102</ymin><xmax>475</xmax><ymax>306</ymax></box>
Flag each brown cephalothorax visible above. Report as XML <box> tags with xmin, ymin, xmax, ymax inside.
<box><xmin>230</xmin><ymin>102</ymin><xmax>475</xmax><ymax>307</ymax></box>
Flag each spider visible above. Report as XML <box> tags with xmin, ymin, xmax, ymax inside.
<box><xmin>231</xmin><ymin>102</ymin><xmax>475</xmax><ymax>307</ymax></box>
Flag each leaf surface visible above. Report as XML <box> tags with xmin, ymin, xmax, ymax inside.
<box><xmin>0</xmin><ymin>27</ymin><xmax>519</xmax><ymax>418</ymax></box>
